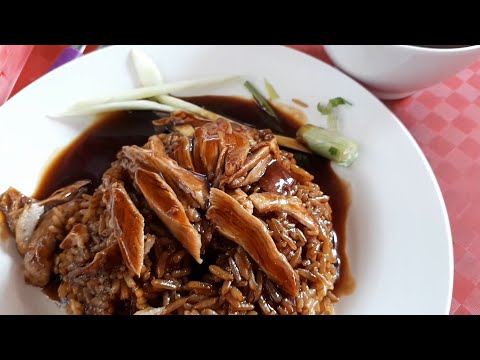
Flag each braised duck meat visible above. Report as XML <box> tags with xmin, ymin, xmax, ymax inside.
<box><xmin>134</xmin><ymin>168</ymin><xmax>202</xmax><ymax>264</ymax></box>
<box><xmin>207</xmin><ymin>188</ymin><xmax>298</xmax><ymax>296</ymax></box>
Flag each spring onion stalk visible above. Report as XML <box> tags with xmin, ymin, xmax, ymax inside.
<box><xmin>244</xmin><ymin>81</ymin><xmax>284</xmax><ymax>133</ymax></box>
<box><xmin>51</xmin><ymin>48</ymin><xmax>338</xmax><ymax>160</ymax></box>
<box><xmin>297</xmin><ymin>124</ymin><xmax>358</xmax><ymax>166</ymax></box>
<box><xmin>244</xmin><ymin>81</ymin><xmax>277</xmax><ymax>118</ymax></box>
<box><xmin>326</xmin><ymin>114</ymin><xmax>337</xmax><ymax>131</ymax></box>
<box><xmin>160</xmin><ymin>95</ymin><xmax>309</xmax><ymax>153</ymax></box>
<box><xmin>317</xmin><ymin>97</ymin><xmax>352</xmax><ymax>131</ymax></box>
<box><xmin>71</xmin><ymin>75</ymin><xmax>241</xmax><ymax>110</ymax></box>
<box><xmin>130</xmin><ymin>48</ymin><xmax>224</xmax><ymax>121</ymax></box>
<box><xmin>131</xmin><ymin>48</ymin><xmax>165</xmax><ymax>86</ymax></box>
<box><xmin>49</xmin><ymin>100</ymin><xmax>175</xmax><ymax>118</ymax></box>
<box><xmin>129</xmin><ymin>49</ymin><xmax>313</xmax><ymax>156</ymax></box>
<box><xmin>158</xmin><ymin>96</ymin><xmax>310</xmax><ymax>154</ymax></box>
<box><xmin>158</xmin><ymin>96</ymin><xmax>310</xmax><ymax>155</ymax></box>
<box><xmin>157</xmin><ymin>96</ymin><xmax>221</xmax><ymax>120</ymax></box>
<box><xmin>264</xmin><ymin>78</ymin><xmax>279</xmax><ymax>101</ymax></box>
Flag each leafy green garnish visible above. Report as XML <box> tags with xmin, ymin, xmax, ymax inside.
<box><xmin>317</xmin><ymin>104</ymin><xmax>331</xmax><ymax>116</ymax></box>
<box><xmin>329</xmin><ymin>97</ymin><xmax>352</xmax><ymax>108</ymax></box>
<box><xmin>317</xmin><ymin>97</ymin><xmax>352</xmax><ymax>131</ymax></box>
<box><xmin>317</xmin><ymin>97</ymin><xmax>352</xmax><ymax>115</ymax></box>
<box><xmin>264</xmin><ymin>79</ymin><xmax>280</xmax><ymax>101</ymax></box>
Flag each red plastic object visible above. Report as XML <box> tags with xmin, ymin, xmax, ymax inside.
<box><xmin>0</xmin><ymin>45</ymin><xmax>34</xmax><ymax>105</ymax></box>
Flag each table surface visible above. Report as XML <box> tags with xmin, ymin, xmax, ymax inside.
<box><xmin>3</xmin><ymin>45</ymin><xmax>480</xmax><ymax>315</ymax></box>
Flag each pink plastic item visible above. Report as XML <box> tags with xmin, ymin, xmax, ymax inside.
<box><xmin>0</xmin><ymin>45</ymin><xmax>34</xmax><ymax>106</ymax></box>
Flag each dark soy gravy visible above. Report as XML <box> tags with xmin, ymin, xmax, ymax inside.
<box><xmin>34</xmin><ymin>96</ymin><xmax>355</xmax><ymax>297</ymax></box>
<box><xmin>34</xmin><ymin>111</ymin><xmax>162</xmax><ymax>197</ymax></box>
<box><xmin>185</xmin><ymin>96</ymin><xmax>354</xmax><ymax>296</ymax></box>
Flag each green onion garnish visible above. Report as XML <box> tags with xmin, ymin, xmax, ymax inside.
<box><xmin>264</xmin><ymin>79</ymin><xmax>280</xmax><ymax>101</ymax></box>
<box><xmin>244</xmin><ymin>81</ymin><xmax>284</xmax><ymax>133</ymax></box>
<box><xmin>297</xmin><ymin>124</ymin><xmax>358</xmax><ymax>167</ymax></box>
<box><xmin>317</xmin><ymin>97</ymin><xmax>353</xmax><ymax>131</ymax></box>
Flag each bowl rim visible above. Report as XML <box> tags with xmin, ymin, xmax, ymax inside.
<box><xmin>397</xmin><ymin>44</ymin><xmax>480</xmax><ymax>53</ymax></box>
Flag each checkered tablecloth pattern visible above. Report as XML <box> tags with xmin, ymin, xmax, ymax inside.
<box><xmin>387</xmin><ymin>66</ymin><xmax>480</xmax><ymax>315</ymax></box>
<box><xmin>2</xmin><ymin>45</ymin><xmax>480</xmax><ymax>315</ymax></box>
<box><xmin>290</xmin><ymin>46</ymin><xmax>480</xmax><ymax>315</ymax></box>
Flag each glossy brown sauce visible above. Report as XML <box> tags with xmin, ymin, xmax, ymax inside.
<box><xmin>185</xmin><ymin>96</ymin><xmax>354</xmax><ymax>296</ymax></box>
<box><xmin>34</xmin><ymin>111</ymin><xmax>162</xmax><ymax>198</ymax></box>
<box><xmin>42</xmin><ymin>275</ymin><xmax>61</xmax><ymax>302</ymax></box>
<box><xmin>34</xmin><ymin>95</ymin><xmax>354</xmax><ymax>298</ymax></box>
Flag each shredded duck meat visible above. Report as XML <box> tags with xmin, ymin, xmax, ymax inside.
<box><xmin>0</xmin><ymin>112</ymin><xmax>338</xmax><ymax>315</ymax></box>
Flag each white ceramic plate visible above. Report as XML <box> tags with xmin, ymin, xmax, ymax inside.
<box><xmin>0</xmin><ymin>45</ymin><xmax>453</xmax><ymax>315</ymax></box>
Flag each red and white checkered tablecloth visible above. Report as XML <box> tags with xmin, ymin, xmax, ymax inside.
<box><xmin>2</xmin><ymin>45</ymin><xmax>480</xmax><ymax>315</ymax></box>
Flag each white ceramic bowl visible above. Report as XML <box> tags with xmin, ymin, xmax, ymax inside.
<box><xmin>324</xmin><ymin>45</ymin><xmax>480</xmax><ymax>100</ymax></box>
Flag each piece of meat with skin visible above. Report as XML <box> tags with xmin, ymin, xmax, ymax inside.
<box><xmin>231</xmin><ymin>146</ymin><xmax>270</xmax><ymax>180</ymax></box>
<box><xmin>174</xmin><ymin>118</ymin><xmax>264</xmax><ymax>188</ymax></box>
<box><xmin>222</xmin><ymin>117</ymin><xmax>258</xmax><ymax>141</ymax></box>
<box><xmin>102</xmin><ymin>161</ymin><xmax>127</xmax><ymax>186</ymax></box>
<box><xmin>289</xmin><ymin>163</ymin><xmax>314</xmax><ymax>184</ymax></box>
<box><xmin>0</xmin><ymin>187</ymin><xmax>32</xmax><ymax>234</ymax></box>
<box><xmin>60</xmin><ymin>223</ymin><xmax>90</xmax><ymax>250</ymax></box>
<box><xmin>279</xmin><ymin>150</ymin><xmax>314</xmax><ymax>184</ymax></box>
<box><xmin>0</xmin><ymin>187</ymin><xmax>30</xmax><ymax>214</ymax></box>
<box><xmin>230</xmin><ymin>154</ymin><xmax>272</xmax><ymax>188</ymax></box>
<box><xmin>144</xmin><ymin>135</ymin><xmax>167</xmax><ymax>157</ymax></box>
<box><xmin>57</xmin><ymin>223</ymin><xmax>91</xmax><ymax>275</ymax></box>
<box><xmin>258</xmin><ymin>160</ymin><xmax>297</xmax><ymax>195</ymax></box>
<box><xmin>228</xmin><ymin>189</ymin><xmax>253</xmax><ymax>214</ymax></box>
<box><xmin>14</xmin><ymin>203</ymin><xmax>45</xmax><ymax>256</ymax></box>
<box><xmin>192</xmin><ymin>119</ymin><xmax>257</xmax><ymax>182</ymax></box>
<box><xmin>251</xmin><ymin>133</ymin><xmax>280</xmax><ymax>159</ymax></box>
<box><xmin>169</xmin><ymin>135</ymin><xmax>195</xmax><ymax>172</ymax></box>
<box><xmin>192</xmin><ymin>126</ymin><xmax>221</xmax><ymax>180</ymax></box>
<box><xmin>212</xmin><ymin>146</ymin><xmax>228</xmax><ymax>189</ymax></box>
<box><xmin>118</xmin><ymin>145</ymin><xmax>158</xmax><ymax>174</ymax></box>
<box><xmin>192</xmin><ymin>128</ymin><xmax>207</xmax><ymax>174</ymax></box>
<box><xmin>134</xmin><ymin>168</ymin><xmax>202</xmax><ymax>264</ymax></box>
<box><xmin>206</xmin><ymin>188</ymin><xmax>298</xmax><ymax>296</ymax></box>
<box><xmin>248</xmin><ymin>193</ymin><xmax>319</xmax><ymax>233</ymax></box>
<box><xmin>152</xmin><ymin>148</ymin><xmax>209</xmax><ymax>210</ymax></box>
<box><xmin>69</xmin><ymin>242</ymin><xmax>122</xmax><ymax>278</ymax></box>
<box><xmin>107</xmin><ymin>182</ymin><xmax>145</xmax><ymax>276</ymax></box>
<box><xmin>222</xmin><ymin>131</ymin><xmax>250</xmax><ymax>177</ymax></box>
<box><xmin>37</xmin><ymin>180</ymin><xmax>90</xmax><ymax>211</ymax></box>
<box><xmin>23</xmin><ymin>198</ymin><xmax>83</xmax><ymax>287</ymax></box>
<box><xmin>194</xmin><ymin>120</ymin><xmax>232</xmax><ymax>182</ymax></box>
<box><xmin>218</xmin><ymin>146</ymin><xmax>271</xmax><ymax>190</ymax></box>
<box><xmin>152</xmin><ymin>111</ymin><xmax>213</xmax><ymax>132</ymax></box>
<box><xmin>1</xmin><ymin>181</ymin><xmax>90</xmax><ymax>254</ymax></box>
<box><xmin>120</xmin><ymin>146</ymin><xmax>209</xmax><ymax>210</ymax></box>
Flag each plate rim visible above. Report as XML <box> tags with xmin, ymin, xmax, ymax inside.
<box><xmin>0</xmin><ymin>45</ymin><xmax>454</xmax><ymax>314</ymax></box>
